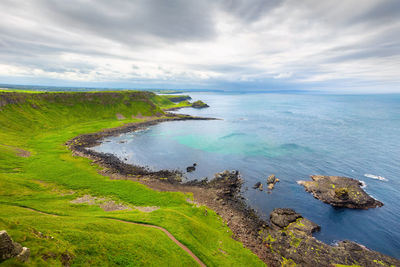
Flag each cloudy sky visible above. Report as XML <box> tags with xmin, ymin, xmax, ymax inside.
<box><xmin>0</xmin><ymin>0</ymin><xmax>399</xmax><ymax>92</ymax></box>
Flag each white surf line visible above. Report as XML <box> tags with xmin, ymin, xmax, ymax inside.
<box><xmin>364</xmin><ymin>174</ymin><xmax>388</xmax><ymax>182</ymax></box>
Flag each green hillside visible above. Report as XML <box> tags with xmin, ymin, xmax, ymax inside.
<box><xmin>0</xmin><ymin>91</ymin><xmax>264</xmax><ymax>266</ymax></box>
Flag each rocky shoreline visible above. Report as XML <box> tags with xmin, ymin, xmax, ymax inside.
<box><xmin>66</xmin><ymin>112</ymin><xmax>400</xmax><ymax>266</ymax></box>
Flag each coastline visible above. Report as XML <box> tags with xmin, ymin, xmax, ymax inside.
<box><xmin>66</xmin><ymin>111</ymin><xmax>400</xmax><ymax>267</ymax></box>
<box><xmin>66</xmin><ymin>112</ymin><xmax>275</xmax><ymax>265</ymax></box>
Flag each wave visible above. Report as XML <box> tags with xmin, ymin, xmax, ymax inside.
<box><xmin>360</xmin><ymin>180</ymin><xmax>367</xmax><ymax>188</ymax></box>
<box><xmin>364</xmin><ymin>174</ymin><xmax>388</xmax><ymax>182</ymax></box>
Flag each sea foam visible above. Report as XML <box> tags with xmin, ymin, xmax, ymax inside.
<box><xmin>364</xmin><ymin>174</ymin><xmax>388</xmax><ymax>182</ymax></box>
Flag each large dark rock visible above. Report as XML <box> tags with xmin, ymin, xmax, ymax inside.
<box><xmin>266</xmin><ymin>174</ymin><xmax>279</xmax><ymax>190</ymax></box>
<box><xmin>298</xmin><ymin>175</ymin><xmax>383</xmax><ymax>209</ymax></box>
<box><xmin>0</xmin><ymin>230</ymin><xmax>30</xmax><ymax>263</ymax></box>
<box><xmin>253</xmin><ymin>182</ymin><xmax>263</xmax><ymax>191</ymax></box>
<box><xmin>209</xmin><ymin>170</ymin><xmax>243</xmax><ymax>198</ymax></box>
<box><xmin>186</xmin><ymin>163</ymin><xmax>197</xmax><ymax>172</ymax></box>
<box><xmin>269</xmin><ymin>208</ymin><xmax>302</xmax><ymax>229</ymax></box>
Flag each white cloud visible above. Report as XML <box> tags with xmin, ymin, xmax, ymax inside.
<box><xmin>0</xmin><ymin>0</ymin><xmax>399</xmax><ymax>92</ymax></box>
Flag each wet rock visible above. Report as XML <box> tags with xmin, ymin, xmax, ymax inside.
<box><xmin>266</xmin><ymin>174</ymin><xmax>280</xmax><ymax>190</ymax></box>
<box><xmin>186</xmin><ymin>163</ymin><xmax>196</xmax><ymax>172</ymax></box>
<box><xmin>253</xmin><ymin>182</ymin><xmax>263</xmax><ymax>190</ymax></box>
<box><xmin>298</xmin><ymin>175</ymin><xmax>383</xmax><ymax>209</ymax></box>
<box><xmin>0</xmin><ymin>230</ymin><xmax>30</xmax><ymax>262</ymax></box>
<box><xmin>266</xmin><ymin>174</ymin><xmax>276</xmax><ymax>184</ymax></box>
<box><xmin>209</xmin><ymin>170</ymin><xmax>243</xmax><ymax>198</ymax></box>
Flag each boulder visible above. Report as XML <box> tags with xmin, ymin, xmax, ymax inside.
<box><xmin>186</xmin><ymin>163</ymin><xmax>196</xmax><ymax>172</ymax></box>
<box><xmin>269</xmin><ymin>208</ymin><xmax>302</xmax><ymax>229</ymax></box>
<box><xmin>253</xmin><ymin>182</ymin><xmax>263</xmax><ymax>191</ymax></box>
<box><xmin>266</xmin><ymin>174</ymin><xmax>280</xmax><ymax>190</ymax></box>
<box><xmin>267</xmin><ymin>174</ymin><xmax>276</xmax><ymax>184</ymax></box>
<box><xmin>0</xmin><ymin>230</ymin><xmax>30</xmax><ymax>262</ymax></box>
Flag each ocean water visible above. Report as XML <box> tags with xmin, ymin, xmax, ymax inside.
<box><xmin>94</xmin><ymin>92</ymin><xmax>400</xmax><ymax>258</ymax></box>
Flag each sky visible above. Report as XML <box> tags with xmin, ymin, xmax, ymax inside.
<box><xmin>0</xmin><ymin>0</ymin><xmax>399</xmax><ymax>93</ymax></box>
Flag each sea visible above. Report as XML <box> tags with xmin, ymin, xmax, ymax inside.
<box><xmin>93</xmin><ymin>92</ymin><xmax>400</xmax><ymax>258</ymax></box>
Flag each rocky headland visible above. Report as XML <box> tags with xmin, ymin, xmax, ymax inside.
<box><xmin>166</xmin><ymin>95</ymin><xmax>192</xmax><ymax>103</ymax></box>
<box><xmin>298</xmin><ymin>175</ymin><xmax>383</xmax><ymax>209</ymax></box>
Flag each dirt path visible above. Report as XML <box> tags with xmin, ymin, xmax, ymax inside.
<box><xmin>108</xmin><ymin>218</ymin><xmax>206</xmax><ymax>267</ymax></box>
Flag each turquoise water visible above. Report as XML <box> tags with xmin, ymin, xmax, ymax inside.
<box><xmin>94</xmin><ymin>92</ymin><xmax>400</xmax><ymax>258</ymax></box>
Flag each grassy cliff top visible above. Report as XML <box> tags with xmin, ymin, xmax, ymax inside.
<box><xmin>0</xmin><ymin>90</ymin><xmax>264</xmax><ymax>266</ymax></box>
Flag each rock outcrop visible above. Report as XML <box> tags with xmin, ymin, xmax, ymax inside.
<box><xmin>0</xmin><ymin>230</ymin><xmax>30</xmax><ymax>263</ymax></box>
<box><xmin>186</xmin><ymin>163</ymin><xmax>197</xmax><ymax>172</ymax></box>
<box><xmin>262</xmin><ymin>209</ymin><xmax>400</xmax><ymax>266</ymax></box>
<box><xmin>298</xmin><ymin>175</ymin><xmax>383</xmax><ymax>209</ymax></box>
<box><xmin>191</xmin><ymin>100</ymin><xmax>209</xmax><ymax>108</ymax></box>
<box><xmin>209</xmin><ymin>170</ymin><xmax>244</xmax><ymax>198</ymax></box>
<box><xmin>266</xmin><ymin>174</ymin><xmax>279</xmax><ymax>190</ymax></box>
<box><xmin>253</xmin><ymin>182</ymin><xmax>263</xmax><ymax>191</ymax></box>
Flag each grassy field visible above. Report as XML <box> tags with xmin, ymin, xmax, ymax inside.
<box><xmin>0</xmin><ymin>91</ymin><xmax>265</xmax><ymax>266</ymax></box>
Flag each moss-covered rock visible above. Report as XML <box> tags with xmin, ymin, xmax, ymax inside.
<box><xmin>298</xmin><ymin>175</ymin><xmax>383</xmax><ymax>209</ymax></box>
<box><xmin>191</xmin><ymin>100</ymin><xmax>209</xmax><ymax>108</ymax></box>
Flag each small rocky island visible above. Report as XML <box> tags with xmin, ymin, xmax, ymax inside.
<box><xmin>191</xmin><ymin>100</ymin><xmax>209</xmax><ymax>108</ymax></box>
<box><xmin>298</xmin><ymin>175</ymin><xmax>383</xmax><ymax>209</ymax></box>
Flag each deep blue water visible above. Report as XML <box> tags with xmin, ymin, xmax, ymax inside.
<box><xmin>94</xmin><ymin>92</ymin><xmax>400</xmax><ymax>258</ymax></box>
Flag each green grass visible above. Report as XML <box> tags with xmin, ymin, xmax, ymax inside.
<box><xmin>0</xmin><ymin>91</ymin><xmax>265</xmax><ymax>266</ymax></box>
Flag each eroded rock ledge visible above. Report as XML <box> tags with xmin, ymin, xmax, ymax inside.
<box><xmin>262</xmin><ymin>208</ymin><xmax>399</xmax><ymax>266</ymax></box>
<box><xmin>298</xmin><ymin>175</ymin><xmax>383</xmax><ymax>209</ymax></box>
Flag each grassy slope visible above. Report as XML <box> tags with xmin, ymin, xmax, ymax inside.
<box><xmin>0</xmin><ymin>91</ymin><xmax>265</xmax><ymax>266</ymax></box>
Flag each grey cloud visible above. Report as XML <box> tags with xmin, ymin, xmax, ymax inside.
<box><xmin>350</xmin><ymin>0</ymin><xmax>400</xmax><ymax>25</ymax></box>
<box><xmin>36</xmin><ymin>0</ymin><xmax>217</xmax><ymax>44</ymax></box>
<box><xmin>218</xmin><ymin>0</ymin><xmax>282</xmax><ymax>22</ymax></box>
